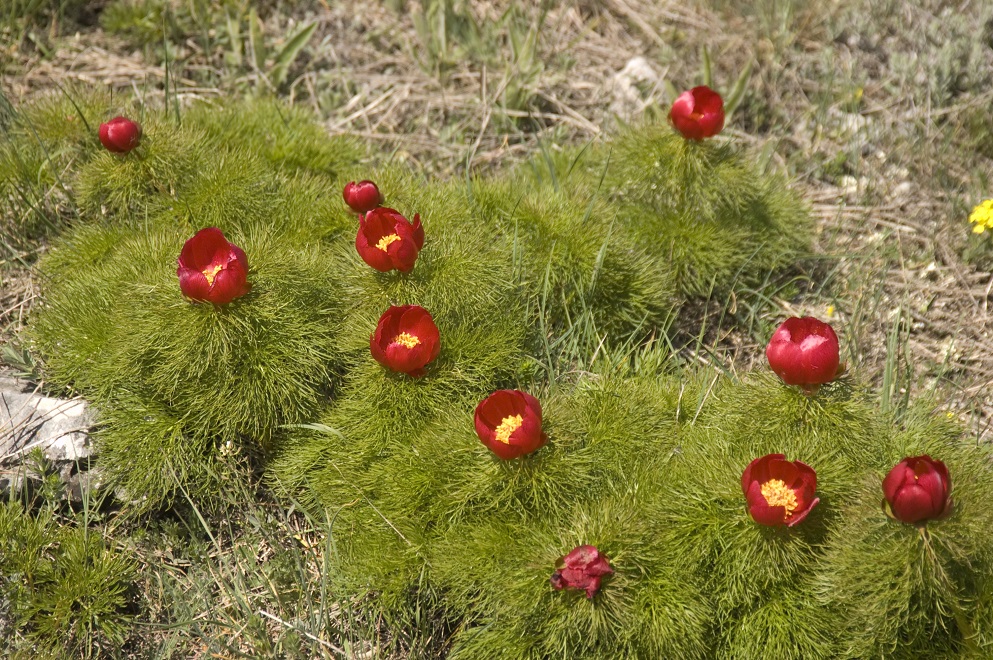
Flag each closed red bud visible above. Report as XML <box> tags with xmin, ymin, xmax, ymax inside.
<box><xmin>370</xmin><ymin>305</ymin><xmax>440</xmax><ymax>377</ymax></box>
<box><xmin>343</xmin><ymin>180</ymin><xmax>384</xmax><ymax>214</ymax></box>
<box><xmin>668</xmin><ymin>86</ymin><xmax>725</xmax><ymax>140</ymax></box>
<box><xmin>355</xmin><ymin>207</ymin><xmax>424</xmax><ymax>273</ymax></box>
<box><xmin>98</xmin><ymin>116</ymin><xmax>142</xmax><ymax>153</ymax></box>
<box><xmin>882</xmin><ymin>455</ymin><xmax>952</xmax><ymax>524</ymax></box>
<box><xmin>474</xmin><ymin>390</ymin><xmax>547</xmax><ymax>460</ymax></box>
<box><xmin>766</xmin><ymin>316</ymin><xmax>840</xmax><ymax>391</ymax></box>
<box><xmin>550</xmin><ymin>545</ymin><xmax>613</xmax><ymax>599</ymax></box>
<box><xmin>742</xmin><ymin>454</ymin><xmax>819</xmax><ymax>527</ymax></box>
<box><xmin>177</xmin><ymin>227</ymin><xmax>252</xmax><ymax>305</ymax></box>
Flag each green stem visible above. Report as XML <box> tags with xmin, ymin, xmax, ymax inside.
<box><xmin>918</xmin><ymin>526</ymin><xmax>980</xmax><ymax>656</ymax></box>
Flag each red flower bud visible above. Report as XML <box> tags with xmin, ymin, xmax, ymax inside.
<box><xmin>177</xmin><ymin>227</ymin><xmax>252</xmax><ymax>305</ymax></box>
<box><xmin>98</xmin><ymin>116</ymin><xmax>142</xmax><ymax>153</ymax></box>
<box><xmin>343</xmin><ymin>180</ymin><xmax>384</xmax><ymax>214</ymax></box>
<box><xmin>668</xmin><ymin>86</ymin><xmax>725</xmax><ymax>140</ymax></box>
<box><xmin>882</xmin><ymin>455</ymin><xmax>952</xmax><ymax>524</ymax></box>
<box><xmin>474</xmin><ymin>389</ymin><xmax>547</xmax><ymax>460</ymax></box>
<box><xmin>766</xmin><ymin>317</ymin><xmax>840</xmax><ymax>390</ymax></box>
<box><xmin>355</xmin><ymin>207</ymin><xmax>425</xmax><ymax>273</ymax></box>
<box><xmin>742</xmin><ymin>454</ymin><xmax>819</xmax><ymax>527</ymax></box>
<box><xmin>550</xmin><ymin>545</ymin><xmax>613</xmax><ymax>599</ymax></box>
<box><xmin>370</xmin><ymin>305</ymin><xmax>440</xmax><ymax>377</ymax></box>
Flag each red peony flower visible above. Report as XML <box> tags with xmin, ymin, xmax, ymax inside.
<box><xmin>355</xmin><ymin>207</ymin><xmax>425</xmax><ymax>273</ymax></box>
<box><xmin>550</xmin><ymin>545</ymin><xmax>613</xmax><ymax>599</ymax></box>
<box><xmin>370</xmin><ymin>305</ymin><xmax>440</xmax><ymax>377</ymax></box>
<box><xmin>343</xmin><ymin>180</ymin><xmax>384</xmax><ymax>214</ymax></box>
<box><xmin>177</xmin><ymin>227</ymin><xmax>252</xmax><ymax>305</ymax></box>
<box><xmin>766</xmin><ymin>316</ymin><xmax>840</xmax><ymax>392</ymax></box>
<box><xmin>668</xmin><ymin>86</ymin><xmax>725</xmax><ymax>140</ymax></box>
<box><xmin>742</xmin><ymin>454</ymin><xmax>819</xmax><ymax>527</ymax></box>
<box><xmin>882</xmin><ymin>455</ymin><xmax>952</xmax><ymax>524</ymax></box>
<box><xmin>474</xmin><ymin>390</ymin><xmax>547</xmax><ymax>460</ymax></box>
<box><xmin>98</xmin><ymin>116</ymin><xmax>142</xmax><ymax>153</ymax></box>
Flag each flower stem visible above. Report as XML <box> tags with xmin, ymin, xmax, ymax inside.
<box><xmin>918</xmin><ymin>526</ymin><xmax>980</xmax><ymax>656</ymax></box>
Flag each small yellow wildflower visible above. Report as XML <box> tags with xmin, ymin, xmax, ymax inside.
<box><xmin>826</xmin><ymin>304</ymin><xmax>835</xmax><ymax>318</ymax></box>
<box><xmin>969</xmin><ymin>199</ymin><xmax>993</xmax><ymax>234</ymax></box>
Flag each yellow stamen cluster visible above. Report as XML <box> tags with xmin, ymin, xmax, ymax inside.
<box><xmin>203</xmin><ymin>263</ymin><xmax>224</xmax><ymax>286</ymax></box>
<box><xmin>761</xmin><ymin>479</ymin><xmax>798</xmax><ymax>516</ymax></box>
<box><xmin>376</xmin><ymin>233</ymin><xmax>402</xmax><ymax>251</ymax></box>
<box><xmin>392</xmin><ymin>332</ymin><xmax>420</xmax><ymax>349</ymax></box>
<box><xmin>969</xmin><ymin>199</ymin><xmax>993</xmax><ymax>234</ymax></box>
<box><xmin>494</xmin><ymin>414</ymin><xmax>523</xmax><ymax>444</ymax></box>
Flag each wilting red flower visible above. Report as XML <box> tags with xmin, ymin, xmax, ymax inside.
<box><xmin>370</xmin><ymin>305</ymin><xmax>440</xmax><ymax>377</ymax></box>
<box><xmin>177</xmin><ymin>227</ymin><xmax>252</xmax><ymax>305</ymax></box>
<box><xmin>98</xmin><ymin>116</ymin><xmax>142</xmax><ymax>153</ymax></box>
<box><xmin>882</xmin><ymin>455</ymin><xmax>952</xmax><ymax>524</ymax></box>
<box><xmin>766</xmin><ymin>316</ymin><xmax>840</xmax><ymax>392</ymax></box>
<box><xmin>669</xmin><ymin>86</ymin><xmax>725</xmax><ymax>140</ymax></box>
<box><xmin>474</xmin><ymin>390</ymin><xmax>547</xmax><ymax>460</ymax></box>
<box><xmin>550</xmin><ymin>545</ymin><xmax>613</xmax><ymax>599</ymax></box>
<box><xmin>742</xmin><ymin>454</ymin><xmax>819</xmax><ymax>527</ymax></box>
<box><xmin>343</xmin><ymin>180</ymin><xmax>384</xmax><ymax>214</ymax></box>
<box><xmin>355</xmin><ymin>207</ymin><xmax>425</xmax><ymax>273</ymax></box>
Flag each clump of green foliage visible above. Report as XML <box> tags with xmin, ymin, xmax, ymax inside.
<box><xmin>525</xmin><ymin>125</ymin><xmax>811</xmax><ymax>297</ymax></box>
<box><xmin>273</xmin><ymin>368</ymin><xmax>993</xmax><ymax>658</ymax></box>
<box><xmin>0</xmin><ymin>501</ymin><xmax>136</xmax><ymax>656</ymax></box>
<box><xmin>13</xmin><ymin>90</ymin><xmax>841</xmax><ymax>655</ymax></box>
<box><xmin>0</xmin><ymin>88</ymin><xmax>113</xmax><ymax>259</ymax></box>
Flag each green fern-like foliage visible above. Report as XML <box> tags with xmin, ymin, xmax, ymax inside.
<box><xmin>0</xmin><ymin>502</ymin><xmax>136</xmax><ymax>656</ymax></box>
<box><xmin>0</xmin><ymin>89</ymin><xmax>114</xmax><ymax>255</ymax></box>
<box><xmin>524</xmin><ymin>125</ymin><xmax>810</xmax><ymax>297</ymax></box>
<box><xmin>271</xmin><ymin>367</ymin><xmax>993</xmax><ymax>658</ymax></box>
<box><xmin>23</xmin><ymin>91</ymin><xmax>975</xmax><ymax>658</ymax></box>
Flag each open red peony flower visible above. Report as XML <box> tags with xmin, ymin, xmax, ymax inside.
<box><xmin>177</xmin><ymin>227</ymin><xmax>251</xmax><ymax>305</ymax></box>
<box><xmin>742</xmin><ymin>454</ymin><xmax>819</xmax><ymax>527</ymax></box>
<box><xmin>343</xmin><ymin>180</ymin><xmax>384</xmax><ymax>214</ymax></box>
<box><xmin>355</xmin><ymin>207</ymin><xmax>425</xmax><ymax>273</ymax></box>
<box><xmin>766</xmin><ymin>316</ymin><xmax>840</xmax><ymax>392</ymax></box>
<box><xmin>370</xmin><ymin>305</ymin><xmax>440</xmax><ymax>377</ymax></box>
<box><xmin>882</xmin><ymin>455</ymin><xmax>952</xmax><ymax>524</ymax></box>
<box><xmin>98</xmin><ymin>116</ymin><xmax>142</xmax><ymax>153</ymax></box>
<box><xmin>550</xmin><ymin>545</ymin><xmax>613</xmax><ymax>599</ymax></box>
<box><xmin>669</xmin><ymin>86</ymin><xmax>725</xmax><ymax>140</ymax></box>
<box><xmin>474</xmin><ymin>389</ymin><xmax>547</xmax><ymax>460</ymax></box>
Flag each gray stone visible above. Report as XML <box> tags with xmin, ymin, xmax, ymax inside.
<box><xmin>68</xmin><ymin>468</ymin><xmax>105</xmax><ymax>504</ymax></box>
<box><xmin>0</xmin><ymin>377</ymin><xmax>95</xmax><ymax>465</ymax></box>
<box><xmin>0</xmin><ymin>466</ymin><xmax>41</xmax><ymax>498</ymax></box>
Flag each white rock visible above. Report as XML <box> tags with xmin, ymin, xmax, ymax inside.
<box><xmin>0</xmin><ymin>377</ymin><xmax>95</xmax><ymax>465</ymax></box>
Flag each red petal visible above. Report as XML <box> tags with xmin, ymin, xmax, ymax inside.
<box><xmin>370</xmin><ymin>333</ymin><xmax>388</xmax><ymax>366</ymax></box>
<box><xmin>384</xmin><ymin>341</ymin><xmax>424</xmax><ymax>375</ymax></box>
<box><xmin>584</xmin><ymin>576</ymin><xmax>602</xmax><ymax>599</ymax></box>
<box><xmin>882</xmin><ymin>460</ymin><xmax>912</xmax><ymax>502</ymax></box>
<box><xmin>519</xmin><ymin>391</ymin><xmax>543</xmax><ymax>422</ymax></box>
<box><xmin>477</xmin><ymin>390</ymin><xmax>523</xmax><ymax>429</ymax></box>
<box><xmin>767</xmin><ymin>457</ymin><xmax>799</xmax><ymax>485</ymax></box>
<box><xmin>389</xmin><ymin>238</ymin><xmax>419</xmax><ymax>272</ymax></box>
<box><xmin>749</xmin><ymin>502</ymin><xmax>788</xmax><ymax>526</ymax></box>
<box><xmin>914</xmin><ymin>464</ymin><xmax>948</xmax><ymax>513</ymax></box>
<box><xmin>178</xmin><ymin>267</ymin><xmax>211</xmax><ymax>301</ymax></box>
<box><xmin>356</xmin><ymin>228</ymin><xmax>394</xmax><ymax>272</ymax></box>
<box><xmin>210</xmin><ymin>267</ymin><xmax>249</xmax><ymax>305</ymax></box>
<box><xmin>486</xmin><ymin>439</ymin><xmax>525</xmax><ymax>460</ymax></box>
<box><xmin>786</xmin><ymin>497</ymin><xmax>819</xmax><ymax>527</ymax></box>
<box><xmin>411</xmin><ymin>214</ymin><xmax>425</xmax><ymax>250</ymax></box>
<box><xmin>511</xmin><ymin>411</ymin><xmax>544</xmax><ymax>455</ymax></box>
<box><xmin>892</xmin><ymin>484</ymin><xmax>937</xmax><ymax>523</ymax></box>
<box><xmin>180</xmin><ymin>227</ymin><xmax>231</xmax><ymax>271</ymax></box>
